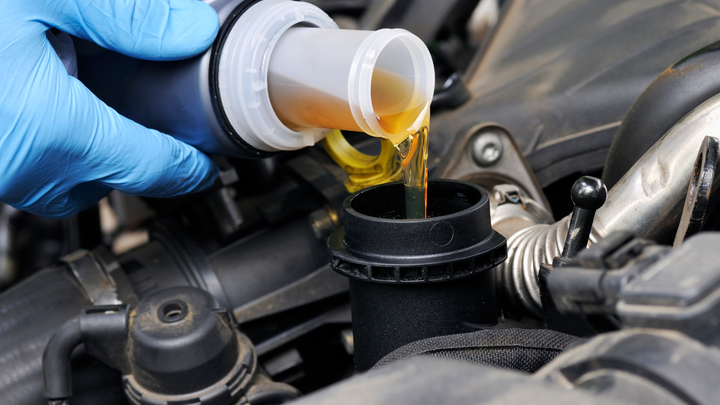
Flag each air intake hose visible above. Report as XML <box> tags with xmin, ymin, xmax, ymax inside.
<box><xmin>0</xmin><ymin>267</ymin><xmax>89</xmax><ymax>404</ymax></box>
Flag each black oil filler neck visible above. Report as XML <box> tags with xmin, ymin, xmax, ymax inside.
<box><xmin>328</xmin><ymin>180</ymin><xmax>507</xmax><ymax>370</ymax></box>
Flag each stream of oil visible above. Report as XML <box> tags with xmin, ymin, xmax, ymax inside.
<box><xmin>371</xmin><ymin>69</ymin><xmax>429</xmax><ymax>219</ymax></box>
<box><xmin>392</xmin><ymin>118</ymin><xmax>428</xmax><ymax>219</ymax></box>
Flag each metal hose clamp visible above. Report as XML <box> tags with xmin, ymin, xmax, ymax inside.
<box><xmin>61</xmin><ymin>248</ymin><xmax>121</xmax><ymax>305</ymax></box>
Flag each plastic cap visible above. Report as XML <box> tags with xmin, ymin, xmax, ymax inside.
<box><xmin>217</xmin><ymin>0</ymin><xmax>338</xmax><ymax>152</ymax></box>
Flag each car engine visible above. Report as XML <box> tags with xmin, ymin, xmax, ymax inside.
<box><xmin>2</xmin><ymin>0</ymin><xmax>720</xmax><ymax>404</ymax></box>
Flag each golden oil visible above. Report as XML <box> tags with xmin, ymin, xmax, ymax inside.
<box><xmin>394</xmin><ymin>116</ymin><xmax>429</xmax><ymax>219</ymax></box>
<box><xmin>370</xmin><ymin>68</ymin><xmax>429</xmax><ymax>219</ymax></box>
<box><xmin>268</xmin><ymin>73</ymin><xmax>364</xmax><ymax>132</ymax></box>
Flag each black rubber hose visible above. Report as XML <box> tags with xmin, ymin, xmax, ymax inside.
<box><xmin>42</xmin><ymin>317</ymin><xmax>83</xmax><ymax>403</ymax></box>
<box><xmin>208</xmin><ymin>217</ymin><xmax>328</xmax><ymax>310</ymax></box>
<box><xmin>0</xmin><ymin>267</ymin><xmax>89</xmax><ymax>405</ymax></box>
<box><xmin>603</xmin><ymin>41</ymin><xmax>720</xmax><ymax>190</ymax></box>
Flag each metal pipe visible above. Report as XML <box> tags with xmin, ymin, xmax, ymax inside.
<box><xmin>498</xmin><ymin>92</ymin><xmax>720</xmax><ymax>317</ymax></box>
<box><xmin>591</xmin><ymin>93</ymin><xmax>720</xmax><ymax>243</ymax></box>
<box><xmin>497</xmin><ymin>218</ymin><xmax>567</xmax><ymax>318</ymax></box>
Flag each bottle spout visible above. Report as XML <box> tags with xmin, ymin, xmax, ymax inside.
<box><xmin>267</xmin><ymin>27</ymin><xmax>434</xmax><ymax>145</ymax></box>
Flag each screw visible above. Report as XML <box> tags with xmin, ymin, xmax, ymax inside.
<box><xmin>471</xmin><ymin>130</ymin><xmax>504</xmax><ymax>167</ymax></box>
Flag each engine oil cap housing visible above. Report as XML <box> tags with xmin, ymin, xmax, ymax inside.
<box><xmin>328</xmin><ymin>179</ymin><xmax>507</xmax><ymax>283</ymax></box>
<box><xmin>328</xmin><ymin>179</ymin><xmax>507</xmax><ymax>370</ymax></box>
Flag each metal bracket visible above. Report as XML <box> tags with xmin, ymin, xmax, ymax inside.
<box><xmin>673</xmin><ymin>136</ymin><xmax>720</xmax><ymax>247</ymax></box>
<box><xmin>490</xmin><ymin>184</ymin><xmax>554</xmax><ymax>238</ymax></box>
<box><xmin>434</xmin><ymin>124</ymin><xmax>551</xmax><ymax>213</ymax></box>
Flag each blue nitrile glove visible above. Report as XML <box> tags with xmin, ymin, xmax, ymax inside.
<box><xmin>0</xmin><ymin>0</ymin><xmax>221</xmax><ymax>219</ymax></box>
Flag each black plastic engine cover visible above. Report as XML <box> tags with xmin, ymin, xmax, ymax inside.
<box><xmin>432</xmin><ymin>0</ymin><xmax>720</xmax><ymax>187</ymax></box>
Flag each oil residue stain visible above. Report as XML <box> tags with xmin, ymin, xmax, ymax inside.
<box><xmin>371</xmin><ymin>68</ymin><xmax>429</xmax><ymax>219</ymax></box>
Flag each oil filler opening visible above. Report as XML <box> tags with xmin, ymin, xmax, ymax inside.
<box><xmin>349</xmin><ymin>181</ymin><xmax>484</xmax><ymax>219</ymax></box>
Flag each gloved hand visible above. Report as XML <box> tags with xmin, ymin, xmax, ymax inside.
<box><xmin>0</xmin><ymin>0</ymin><xmax>220</xmax><ymax>219</ymax></box>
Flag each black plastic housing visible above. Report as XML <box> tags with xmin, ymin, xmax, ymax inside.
<box><xmin>330</xmin><ymin>180</ymin><xmax>506</xmax><ymax>281</ymax></box>
<box><xmin>329</xmin><ymin>180</ymin><xmax>507</xmax><ymax>370</ymax></box>
<box><xmin>127</xmin><ymin>288</ymin><xmax>241</xmax><ymax>396</ymax></box>
<box><xmin>74</xmin><ymin>0</ymin><xmax>270</xmax><ymax>158</ymax></box>
<box><xmin>431</xmin><ymin>0</ymin><xmax>720</xmax><ymax>188</ymax></box>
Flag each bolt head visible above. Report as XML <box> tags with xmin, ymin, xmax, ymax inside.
<box><xmin>471</xmin><ymin>130</ymin><xmax>504</xmax><ymax>167</ymax></box>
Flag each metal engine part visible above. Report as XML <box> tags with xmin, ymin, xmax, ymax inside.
<box><xmin>490</xmin><ymin>184</ymin><xmax>554</xmax><ymax>239</ymax></box>
<box><xmin>536</xmin><ymin>329</ymin><xmax>720</xmax><ymax>405</ymax></box>
<box><xmin>500</xmin><ymin>92</ymin><xmax>720</xmax><ymax>318</ymax></box>
<box><xmin>435</xmin><ymin>124</ymin><xmax>551</xmax><ymax>215</ymax></box>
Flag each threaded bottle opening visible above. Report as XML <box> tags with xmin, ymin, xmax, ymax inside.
<box><xmin>349</xmin><ymin>29</ymin><xmax>434</xmax><ymax>144</ymax></box>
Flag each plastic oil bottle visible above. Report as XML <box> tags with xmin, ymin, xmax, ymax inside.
<box><xmin>91</xmin><ymin>0</ymin><xmax>434</xmax><ymax>216</ymax></box>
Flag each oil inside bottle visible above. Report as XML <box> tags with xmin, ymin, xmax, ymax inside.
<box><xmin>371</xmin><ymin>68</ymin><xmax>429</xmax><ymax>219</ymax></box>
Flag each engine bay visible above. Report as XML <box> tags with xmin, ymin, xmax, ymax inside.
<box><xmin>3</xmin><ymin>0</ymin><xmax>720</xmax><ymax>404</ymax></box>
